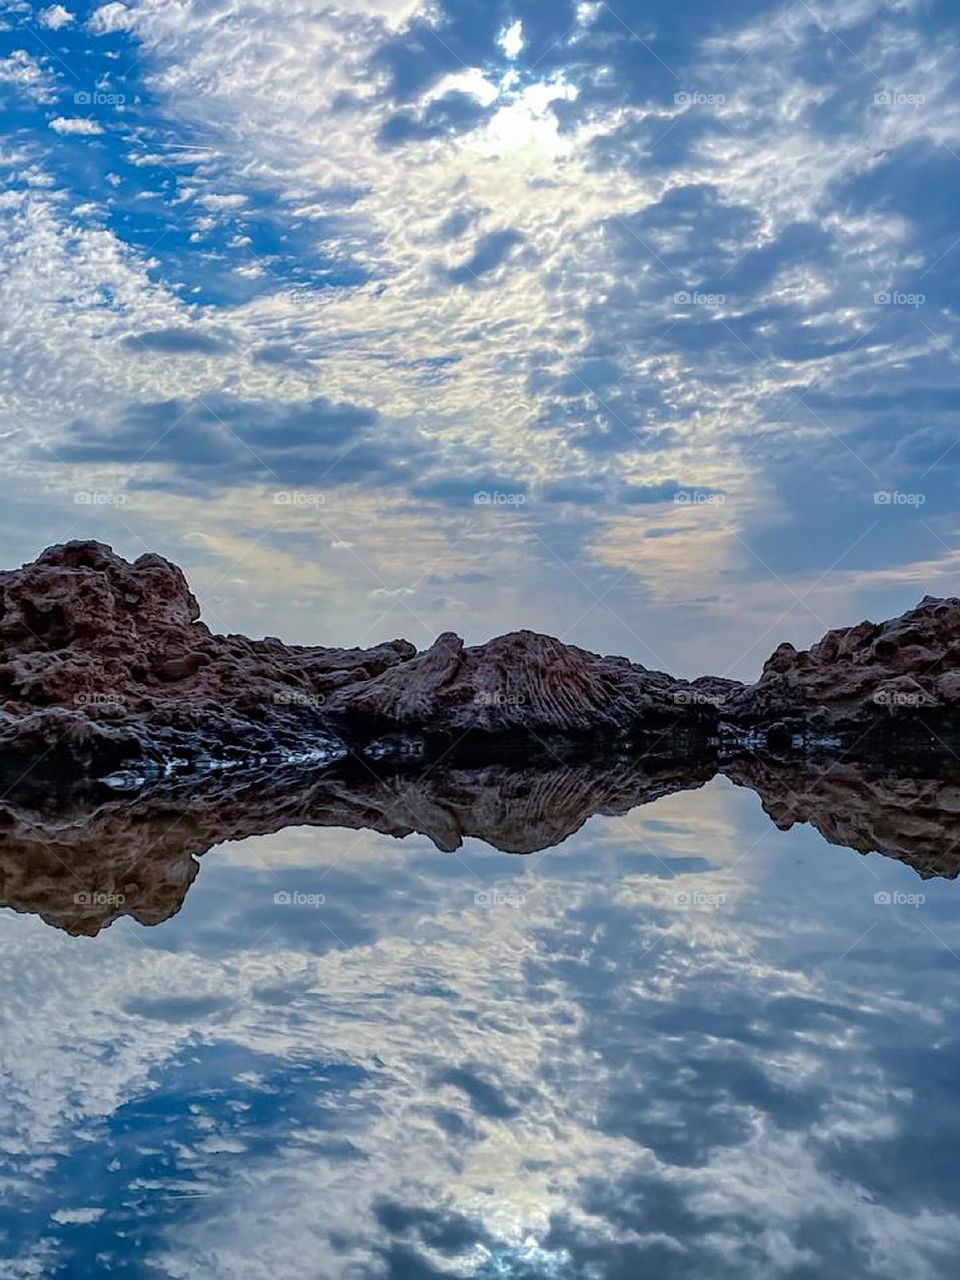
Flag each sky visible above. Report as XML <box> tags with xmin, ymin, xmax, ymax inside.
<box><xmin>1</xmin><ymin>0</ymin><xmax>959</xmax><ymax>678</ymax></box>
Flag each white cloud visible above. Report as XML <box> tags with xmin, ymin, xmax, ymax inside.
<box><xmin>48</xmin><ymin>117</ymin><xmax>104</xmax><ymax>135</ymax></box>
<box><xmin>87</xmin><ymin>1</ymin><xmax>133</xmax><ymax>34</ymax></box>
<box><xmin>38</xmin><ymin>4</ymin><xmax>74</xmax><ymax>29</ymax></box>
<box><xmin>50</xmin><ymin>1207</ymin><xmax>105</xmax><ymax>1225</ymax></box>
<box><xmin>0</xmin><ymin>50</ymin><xmax>57</xmax><ymax>103</ymax></box>
<box><xmin>498</xmin><ymin>19</ymin><xmax>524</xmax><ymax>60</ymax></box>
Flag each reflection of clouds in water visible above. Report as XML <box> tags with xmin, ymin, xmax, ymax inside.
<box><xmin>1</xmin><ymin>781</ymin><xmax>960</xmax><ymax>1276</ymax></box>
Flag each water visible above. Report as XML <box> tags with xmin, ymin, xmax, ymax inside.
<box><xmin>1</xmin><ymin>771</ymin><xmax>959</xmax><ymax>1278</ymax></box>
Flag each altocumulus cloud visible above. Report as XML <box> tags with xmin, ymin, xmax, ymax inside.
<box><xmin>439</xmin><ymin>228</ymin><xmax>526</xmax><ymax>286</ymax></box>
<box><xmin>121</xmin><ymin>328</ymin><xmax>237</xmax><ymax>356</ymax></box>
<box><xmin>51</xmin><ymin>395</ymin><xmax>529</xmax><ymax>504</ymax></box>
<box><xmin>52</xmin><ymin>395</ymin><xmax>426</xmax><ymax>495</ymax></box>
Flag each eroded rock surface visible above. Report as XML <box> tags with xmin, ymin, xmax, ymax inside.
<box><xmin>0</xmin><ymin>541</ymin><xmax>414</xmax><ymax>772</ymax></box>
<box><xmin>2</xmin><ymin>542</ymin><xmax>960</xmax><ymax>775</ymax></box>
<box><xmin>325</xmin><ymin>629</ymin><xmax>732</xmax><ymax>742</ymax></box>
<box><xmin>727</xmin><ymin>595</ymin><xmax>960</xmax><ymax>735</ymax></box>
<box><xmin>0</xmin><ymin>542</ymin><xmax>730</xmax><ymax>772</ymax></box>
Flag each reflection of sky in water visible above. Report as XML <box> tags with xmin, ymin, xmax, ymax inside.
<box><xmin>2</xmin><ymin>778</ymin><xmax>960</xmax><ymax>1278</ymax></box>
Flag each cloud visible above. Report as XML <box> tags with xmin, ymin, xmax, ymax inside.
<box><xmin>121</xmin><ymin>328</ymin><xmax>235</xmax><ymax>356</ymax></box>
<box><xmin>378</xmin><ymin>90</ymin><xmax>493</xmax><ymax>147</ymax></box>
<box><xmin>2</xmin><ymin>0</ymin><xmax>960</xmax><ymax>675</ymax></box>
<box><xmin>38</xmin><ymin>5</ymin><xmax>74</xmax><ymax>30</ymax></box>
<box><xmin>411</xmin><ymin>471</ymin><xmax>529</xmax><ymax>504</ymax></box>
<box><xmin>50</xmin><ymin>393</ymin><xmax>428</xmax><ymax>496</ymax></box>
<box><xmin>439</xmin><ymin>228</ymin><xmax>526</xmax><ymax>285</ymax></box>
<box><xmin>87</xmin><ymin>2</ymin><xmax>133</xmax><ymax>34</ymax></box>
<box><xmin>0</xmin><ymin>50</ymin><xmax>57</xmax><ymax>103</ymax></box>
<box><xmin>48</xmin><ymin>117</ymin><xmax>104</xmax><ymax>136</ymax></box>
<box><xmin>497</xmin><ymin>20</ymin><xmax>524</xmax><ymax>60</ymax></box>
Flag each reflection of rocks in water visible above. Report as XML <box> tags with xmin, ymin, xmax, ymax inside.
<box><xmin>7</xmin><ymin>747</ymin><xmax>960</xmax><ymax>937</ymax></box>
<box><xmin>0</xmin><ymin>755</ymin><xmax>715</xmax><ymax>935</ymax></box>
<box><xmin>725</xmin><ymin>753</ymin><xmax>960</xmax><ymax>879</ymax></box>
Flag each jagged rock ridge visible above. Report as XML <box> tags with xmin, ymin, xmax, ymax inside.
<box><xmin>0</xmin><ymin>542</ymin><xmax>736</xmax><ymax>772</ymax></box>
<box><xmin>1</xmin><ymin>540</ymin><xmax>959</xmax><ymax>775</ymax></box>
<box><xmin>727</xmin><ymin>594</ymin><xmax>960</xmax><ymax>732</ymax></box>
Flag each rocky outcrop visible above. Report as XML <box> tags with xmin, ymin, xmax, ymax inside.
<box><xmin>324</xmin><ymin>629</ymin><xmax>735</xmax><ymax>744</ymax></box>
<box><xmin>2</xmin><ymin>541</ymin><xmax>960</xmax><ymax>776</ymax></box>
<box><xmin>0</xmin><ymin>542</ymin><xmax>731</xmax><ymax>774</ymax></box>
<box><xmin>726</xmin><ymin>595</ymin><xmax>960</xmax><ymax>737</ymax></box>
<box><xmin>0</xmin><ymin>541</ymin><xmax>414</xmax><ymax>773</ymax></box>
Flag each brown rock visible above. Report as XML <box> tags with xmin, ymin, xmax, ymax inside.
<box><xmin>728</xmin><ymin>595</ymin><xmax>960</xmax><ymax>731</ymax></box>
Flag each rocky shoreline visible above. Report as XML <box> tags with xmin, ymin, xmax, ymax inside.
<box><xmin>1</xmin><ymin>540</ymin><xmax>959</xmax><ymax>780</ymax></box>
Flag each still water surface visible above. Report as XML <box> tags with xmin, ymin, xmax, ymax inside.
<box><xmin>1</xmin><ymin>775</ymin><xmax>958</xmax><ymax>1278</ymax></box>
